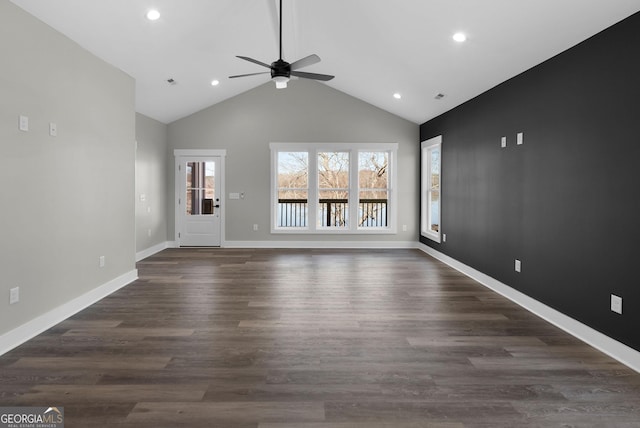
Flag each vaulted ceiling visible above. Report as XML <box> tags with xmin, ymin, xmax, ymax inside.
<box><xmin>11</xmin><ymin>0</ymin><xmax>640</xmax><ymax>124</ymax></box>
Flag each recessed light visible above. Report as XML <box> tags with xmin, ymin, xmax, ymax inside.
<box><xmin>211</xmin><ymin>80</ymin><xmax>220</xmax><ymax>86</ymax></box>
<box><xmin>453</xmin><ymin>32</ymin><xmax>466</xmax><ymax>42</ymax></box>
<box><xmin>146</xmin><ymin>9</ymin><xmax>161</xmax><ymax>21</ymax></box>
<box><xmin>393</xmin><ymin>93</ymin><xmax>402</xmax><ymax>100</ymax></box>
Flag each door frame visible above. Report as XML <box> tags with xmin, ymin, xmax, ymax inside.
<box><xmin>174</xmin><ymin>149</ymin><xmax>227</xmax><ymax>246</ymax></box>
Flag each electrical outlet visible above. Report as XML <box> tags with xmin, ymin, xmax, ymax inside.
<box><xmin>19</xmin><ymin>115</ymin><xmax>29</xmax><ymax>132</ymax></box>
<box><xmin>148</xmin><ymin>229</ymin><xmax>152</xmax><ymax>237</ymax></box>
<box><xmin>611</xmin><ymin>294</ymin><xmax>622</xmax><ymax>314</ymax></box>
<box><xmin>253</xmin><ymin>224</ymin><xmax>259</xmax><ymax>231</ymax></box>
<box><xmin>442</xmin><ymin>234</ymin><xmax>447</xmax><ymax>242</ymax></box>
<box><xmin>514</xmin><ymin>259</ymin><xmax>521</xmax><ymax>273</ymax></box>
<box><xmin>99</xmin><ymin>256</ymin><xmax>105</xmax><ymax>268</ymax></box>
<box><xmin>10</xmin><ymin>287</ymin><xmax>20</xmax><ymax>305</ymax></box>
<box><xmin>402</xmin><ymin>224</ymin><xmax>407</xmax><ymax>232</ymax></box>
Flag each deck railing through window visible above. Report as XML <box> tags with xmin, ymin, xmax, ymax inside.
<box><xmin>277</xmin><ymin>199</ymin><xmax>388</xmax><ymax>228</ymax></box>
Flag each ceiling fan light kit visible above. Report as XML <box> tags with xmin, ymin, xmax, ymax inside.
<box><xmin>274</xmin><ymin>76</ymin><xmax>289</xmax><ymax>89</ymax></box>
<box><xmin>229</xmin><ymin>0</ymin><xmax>334</xmax><ymax>89</ymax></box>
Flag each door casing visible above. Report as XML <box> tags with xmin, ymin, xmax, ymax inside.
<box><xmin>174</xmin><ymin>149</ymin><xmax>226</xmax><ymax>246</ymax></box>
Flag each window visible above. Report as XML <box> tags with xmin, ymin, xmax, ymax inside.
<box><xmin>276</xmin><ymin>152</ymin><xmax>308</xmax><ymax>228</ymax></box>
<box><xmin>318</xmin><ymin>151</ymin><xmax>349</xmax><ymax>228</ymax></box>
<box><xmin>271</xmin><ymin>143</ymin><xmax>398</xmax><ymax>234</ymax></box>
<box><xmin>421</xmin><ymin>136</ymin><xmax>441</xmax><ymax>242</ymax></box>
<box><xmin>359</xmin><ymin>151</ymin><xmax>389</xmax><ymax>228</ymax></box>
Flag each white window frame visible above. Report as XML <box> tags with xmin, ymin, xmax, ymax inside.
<box><xmin>270</xmin><ymin>142</ymin><xmax>398</xmax><ymax>234</ymax></box>
<box><xmin>421</xmin><ymin>136</ymin><xmax>442</xmax><ymax>243</ymax></box>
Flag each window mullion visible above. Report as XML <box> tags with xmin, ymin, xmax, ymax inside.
<box><xmin>350</xmin><ymin>150</ymin><xmax>359</xmax><ymax>231</ymax></box>
<box><xmin>308</xmin><ymin>148</ymin><xmax>318</xmax><ymax>231</ymax></box>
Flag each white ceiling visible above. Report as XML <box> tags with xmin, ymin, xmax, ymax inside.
<box><xmin>11</xmin><ymin>0</ymin><xmax>640</xmax><ymax>125</ymax></box>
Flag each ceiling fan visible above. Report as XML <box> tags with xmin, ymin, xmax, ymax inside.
<box><xmin>229</xmin><ymin>0</ymin><xmax>334</xmax><ymax>89</ymax></box>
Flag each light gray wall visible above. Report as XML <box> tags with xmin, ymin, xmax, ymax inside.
<box><xmin>135</xmin><ymin>113</ymin><xmax>168</xmax><ymax>253</ymax></box>
<box><xmin>0</xmin><ymin>1</ymin><xmax>136</xmax><ymax>335</ymax></box>
<box><xmin>167</xmin><ymin>79</ymin><xmax>419</xmax><ymax>243</ymax></box>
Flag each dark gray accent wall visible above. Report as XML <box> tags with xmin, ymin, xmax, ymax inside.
<box><xmin>420</xmin><ymin>12</ymin><xmax>640</xmax><ymax>351</ymax></box>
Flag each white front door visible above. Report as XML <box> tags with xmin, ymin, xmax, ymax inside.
<box><xmin>176</xmin><ymin>156</ymin><xmax>222</xmax><ymax>246</ymax></box>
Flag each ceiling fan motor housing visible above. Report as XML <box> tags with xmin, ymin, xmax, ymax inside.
<box><xmin>271</xmin><ymin>59</ymin><xmax>291</xmax><ymax>78</ymax></box>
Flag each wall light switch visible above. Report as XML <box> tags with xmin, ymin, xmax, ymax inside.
<box><xmin>517</xmin><ymin>132</ymin><xmax>524</xmax><ymax>145</ymax></box>
<box><xmin>49</xmin><ymin>122</ymin><xmax>57</xmax><ymax>137</ymax></box>
<box><xmin>229</xmin><ymin>193</ymin><xmax>240</xmax><ymax>200</ymax></box>
<box><xmin>611</xmin><ymin>294</ymin><xmax>622</xmax><ymax>314</ymax></box>
<box><xmin>442</xmin><ymin>234</ymin><xmax>447</xmax><ymax>242</ymax></box>
<box><xmin>515</xmin><ymin>259</ymin><xmax>521</xmax><ymax>273</ymax></box>
<box><xmin>10</xmin><ymin>287</ymin><xmax>20</xmax><ymax>305</ymax></box>
<box><xmin>501</xmin><ymin>136</ymin><xmax>507</xmax><ymax>148</ymax></box>
<box><xmin>99</xmin><ymin>256</ymin><xmax>106</xmax><ymax>268</ymax></box>
<box><xmin>19</xmin><ymin>115</ymin><xmax>29</xmax><ymax>132</ymax></box>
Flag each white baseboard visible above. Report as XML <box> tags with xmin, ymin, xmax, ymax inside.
<box><xmin>222</xmin><ymin>240</ymin><xmax>417</xmax><ymax>249</ymax></box>
<box><xmin>136</xmin><ymin>241</ymin><xmax>171</xmax><ymax>261</ymax></box>
<box><xmin>417</xmin><ymin>243</ymin><xmax>640</xmax><ymax>373</ymax></box>
<box><xmin>0</xmin><ymin>269</ymin><xmax>138</xmax><ymax>356</ymax></box>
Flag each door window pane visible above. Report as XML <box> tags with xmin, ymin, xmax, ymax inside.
<box><xmin>186</xmin><ymin>161</ymin><xmax>215</xmax><ymax>215</ymax></box>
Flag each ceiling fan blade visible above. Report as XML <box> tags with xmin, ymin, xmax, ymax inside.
<box><xmin>289</xmin><ymin>54</ymin><xmax>321</xmax><ymax>70</ymax></box>
<box><xmin>236</xmin><ymin>56</ymin><xmax>272</xmax><ymax>69</ymax></box>
<box><xmin>290</xmin><ymin>70</ymin><xmax>335</xmax><ymax>81</ymax></box>
<box><xmin>229</xmin><ymin>72</ymin><xmax>270</xmax><ymax>79</ymax></box>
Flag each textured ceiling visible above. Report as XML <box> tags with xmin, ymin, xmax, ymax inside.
<box><xmin>10</xmin><ymin>0</ymin><xmax>640</xmax><ymax>124</ymax></box>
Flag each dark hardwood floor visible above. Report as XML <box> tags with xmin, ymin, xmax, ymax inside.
<box><xmin>2</xmin><ymin>248</ymin><xmax>640</xmax><ymax>427</ymax></box>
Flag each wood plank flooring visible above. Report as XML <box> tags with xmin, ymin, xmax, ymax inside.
<box><xmin>2</xmin><ymin>248</ymin><xmax>640</xmax><ymax>427</ymax></box>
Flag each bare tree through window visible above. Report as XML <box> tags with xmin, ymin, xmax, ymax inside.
<box><xmin>318</xmin><ymin>152</ymin><xmax>349</xmax><ymax>227</ymax></box>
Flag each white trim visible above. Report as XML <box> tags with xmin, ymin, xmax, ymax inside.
<box><xmin>136</xmin><ymin>241</ymin><xmax>170</xmax><ymax>261</ymax></box>
<box><xmin>0</xmin><ymin>269</ymin><xmax>138</xmax><ymax>356</ymax></box>
<box><xmin>223</xmin><ymin>240</ymin><xmax>416</xmax><ymax>249</ymax></box>
<box><xmin>269</xmin><ymin>142</ymin><xmax>397</xmax><ymax>151</ymax></box>
<box><xmin>421</xmin><ymin>136</ymin><xmax>442</xmax><ymax>243</ymax></box>
<box><xmin>417</xmin><ymin>243</ymin><xmax>640</xmax><ymax>373</ymax></box>
<box><xmin>173</xmin><ymin>149</ymin><xmax>227</xmax><ymax>157</ymax></box>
